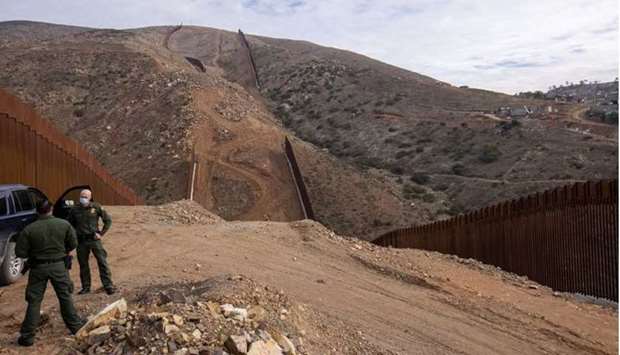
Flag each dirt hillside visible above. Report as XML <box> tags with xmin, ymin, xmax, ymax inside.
<box><xmin>0</xmin><ymin>21</ymin><xmax>437</xmax><ymax>239</ymax></box>
<box><xmin>0</xmin><ymin>203</ymin><xmax>616</xmax><ymax>354</ymax></box>
<box><xmin>247</xmin><ymin>33</ymin><xmax>618</xmax><ymax>218</ymax></box>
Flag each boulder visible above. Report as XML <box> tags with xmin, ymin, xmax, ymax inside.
<box><xmin>165</xmin><ymin>324</ymin><xmax>181</xmax><ymax>335</ymax></box>
<box><xmin>76</xmin><ymin>298</ymin><xmax>128</xmax><ymax>338</ymax></box>
<box><xmin>225</xmin><ymin>334</ymin><xmax>248</xmax><ymax>354</ymax></box>
<box><xmin>168</xmin><ymin>340</ymin><xmax>179</xmax><ymax>352</ymax></box>
<box><xmin>247</xmin><ymin>339</ymin><xmax>283</xmax><ymax>355</ymax></box>
<box><xmin>205</xmin><ymin>301</ymin><xmax>223</xmax><ymax>318</ymax></box>
<box><xmin>270</xmin><ymin>331</ymin><xmax>296</xmax><ymax>355</ymax></box>
<box><xmin>248</xmin><ymin>306</ymin><xmax>267</xmax><ymax>322</ymax></box>
<box><xmin>221</xmin><ymin>304</ymin><xmax>248</xmax><ymax>321</ymax></box>
<box><xmin>173</xmin><ymin>314</ymin><xmax>185</xmax><ymax>326</ymax></box>
<box><xmin>175</xmin><ymin>332</ymin><xmax>192</xmax><ymax>344</ymax></box>
<box><xmin>87</xmin><ymin>325</ymin><xmax>112</xmax><ymax>345</ymax></box>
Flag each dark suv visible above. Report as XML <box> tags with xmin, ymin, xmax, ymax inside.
<box><xmin>0</xmin><ymin>184</ymin><xmax>90</xmax><ymax>285</ymax></box>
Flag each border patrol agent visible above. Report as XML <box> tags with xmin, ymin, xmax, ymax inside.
<box><xmin>67</xmin><ymin>189</ymin><xmax>116</xmax><ymax>295</ymax></box>
<box><xmin>15</xmin><ymin>199</ymin><xmax>85</xmax><ymax>347</ymax></box>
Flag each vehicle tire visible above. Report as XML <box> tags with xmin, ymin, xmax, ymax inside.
<box><xmin>0</xmin><ymin>242</ymin><xmax>24</xmax><ymax>285</ymax></box>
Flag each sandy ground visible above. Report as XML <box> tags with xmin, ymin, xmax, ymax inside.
<box><xmin>0</xmin><ymin>205</ymin><xmax>617</xmax><ymax>354</ymax></box>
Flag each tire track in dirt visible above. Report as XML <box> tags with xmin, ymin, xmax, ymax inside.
<box><xmin>197</xmin><ymin>133</ymin><xmax>294</xmax><ymax>220</ymax></box>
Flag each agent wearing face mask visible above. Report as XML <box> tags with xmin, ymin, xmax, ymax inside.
<box><xmin>67</xmin><ymin>189</ymin><xmax>115</xmax><ymax>295</ymax></box>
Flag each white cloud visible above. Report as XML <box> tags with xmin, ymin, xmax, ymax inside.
<box><xmin>1</xmin><ymin>0</ymin><xmax>617</xmax><ymax>93</ymax></box>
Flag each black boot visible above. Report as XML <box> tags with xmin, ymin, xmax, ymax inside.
<box><xmin>77</xmin><ymin>288</ymin><xmax>90</xmax><ymax>295</ymax></box>
<box><xmin>17</xmin><ymin>336</ymin><xmax>34</xmax><ymax>347</ymax></box>
<box><xmin>70</xmin><ymin>319</ymin><xmax>88</xmax><ymax>335</ymax></box>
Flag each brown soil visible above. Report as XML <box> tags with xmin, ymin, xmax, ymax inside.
<box><xmin>0</xmin><ymin>205</ymin><xmax>616</xmax><ymax>354</ymax></box>
<box><xmin>188</xmin><ymin>87</ymin><xmax>304</xmax><ymax>221</ymax></box>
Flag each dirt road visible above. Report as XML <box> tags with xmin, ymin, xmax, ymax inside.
<box><xmin>0</xmin><ymin>204</ymin><xmax>616</xmax><ymax>354</ymax></box>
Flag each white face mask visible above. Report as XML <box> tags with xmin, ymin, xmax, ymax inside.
<box><xmin>79</xmin><ymin>197</ymin><xmax>90</xmax><ymax>206</ymax></box>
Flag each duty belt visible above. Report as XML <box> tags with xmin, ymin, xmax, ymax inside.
<box><xmin>30</xmin><ymin>257</ymin><xmax>65</xmax><ymax>266</ymax></box>
<box><xmin>78</xmin><ymin>233</ymin><xmax>97</xmax><ymax>241</ymax></box>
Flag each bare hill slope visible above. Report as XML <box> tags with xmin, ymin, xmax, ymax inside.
<box><xmin>246</xmin><ymin>34</ymin><xmax>618</xmax><ymax>216</ymax></box>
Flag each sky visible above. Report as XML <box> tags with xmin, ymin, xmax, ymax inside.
<box><xmin>1</xmin><ymin>0</ymin><xmax>618</xmax><ymax>94</ymax></box>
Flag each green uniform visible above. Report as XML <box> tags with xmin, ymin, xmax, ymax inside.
<box><xmin>15</xmin><ymin>215</ymin><xmax>84</xmax><ymax>342</ymax></box>
<box><xmin>67</xmin><ymin>202</ymin><xmax>114</xmax><ymax>291</ymax></box>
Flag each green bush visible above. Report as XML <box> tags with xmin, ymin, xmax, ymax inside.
<box><xmin>411</xmin><ymin>173</ymin><xmax>430</xmax><ymax>185</ymax></box>
<box><xmin>434</xmin><ymin>183</ymin><xmax>449</xmax><ymax>191</ymax></box>
<box><xmin>448</xmin><ymin>204</ymin><xmax>464</xmax><ymax>215</ymax></box>
<box><xmin>402</xmin><ymin>184</ymin><xmax>425</xmax><ymax>200</ymax></box>
<box><xmin>422</xmin><ymin>193</ymin><xmax>436</xmax><ymax>203</ymax></box>
<box><xmin>478</xmin><ymin>144</ymin><xmax>500</xmax><ymax>163</ymax></box>
<box><xmin>451</xmin><ymin>163</ymin><xmax>466</xmax><ymax>175</ymax></box>
<box><xmin>403</xmin><ymin>184</ymin><xmax>425</xmax><ymax>194</ymax></box>
<box><xmin>605</xmin><ymin>112</ymin><xmax>618</xmax><ymax>125</ymax></box>
<box><xmin>391</xmin><ymin>166</ymin><xmax>404</xmax><ymax>175</ymax></box>
<box><xmin>395</xmin><ymin>150</ymin><xmax>411</xmax><ymax>159</ymax></box>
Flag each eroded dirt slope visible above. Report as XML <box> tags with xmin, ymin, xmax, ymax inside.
<box><xmin>0</xmin><ymin>204</ymin><xmax>616</xmax><ymax>354</ymax></box>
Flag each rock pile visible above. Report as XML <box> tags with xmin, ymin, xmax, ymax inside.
<box><xmin>68</xmin><ymin>275</ymin><xmax>304</xmax><ymax>355</ymax></box>
<box><xmin>152</xmin><ymin>200</ymin><xmax>222</xmax><ymax>225</ymax></box>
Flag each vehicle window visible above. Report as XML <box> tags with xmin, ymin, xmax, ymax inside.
<box><xmin>0</xmin><ymin>197</ymin><xmax>6</xmax><ymax>216</ymax></box>
<box><xmin>28</xmin><ymin>189</ymin><xmax>47</xmax><ymax>206</ymax></box>
<box><xmin>8</xmin><ymin>196</ymin><xmax>15</xmax><ymax>214</ymax></box>
<box><xmin>12</xmin><ymin>190</ymin><xmax>34</xmax><ymax>212</ymax></box>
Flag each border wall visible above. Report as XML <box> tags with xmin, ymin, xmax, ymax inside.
<box><xmin>283</xmin><ymin>137</ymin><xmax>314</xmax><ymax>220</ymax></box>
<box><xmin>0</xmin><ymin>89</ymin><xmax>142</xmax><ymax>205</ymax></box>
<box><xmin>374</xmin><ymin>180</ymin><xmax>618</xmax><ymax>300</ymax></box>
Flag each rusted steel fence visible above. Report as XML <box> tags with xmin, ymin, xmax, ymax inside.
<box><xmin>164</xmin><ymin>24</ymin><xmax>183</xmax><ymax>50</ymax></box>
<box><xmin>374</xmin><ymin>180</ymin><xmax>618</xmax><ymax>300</ymax></box>
<box><xmin>284</xmin><ymin>137</ymin><xmax>314</xmax><ymax>220</ymax></box>
<box><xmin>0</xmin><ymin>89</ymin><xmax>142</xmax><ymax>205</ymax></box>
<box><xmin>237</xmin><ymin>29</ymin><xmax>261</xmax><ymax>89</ymax></box>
